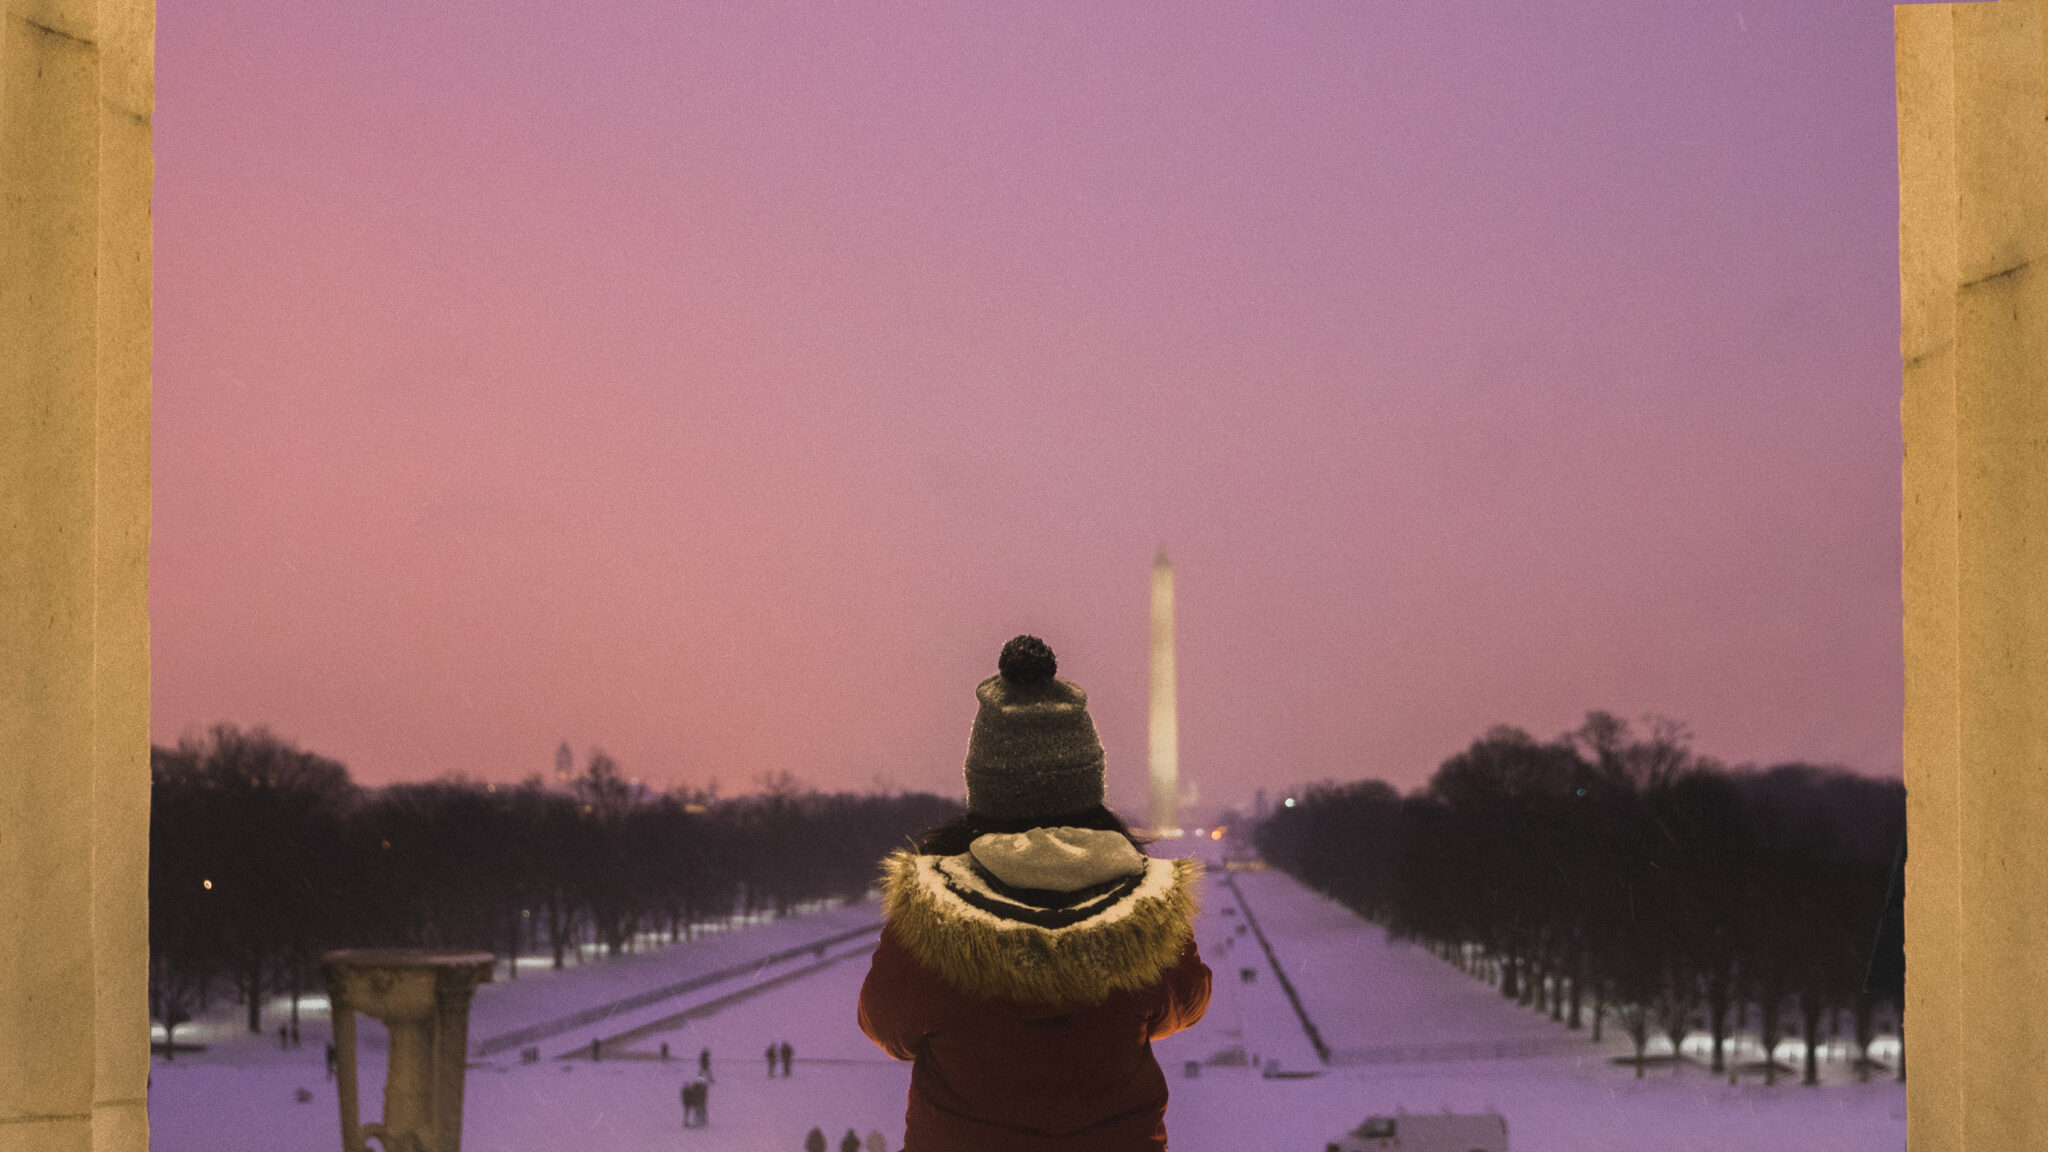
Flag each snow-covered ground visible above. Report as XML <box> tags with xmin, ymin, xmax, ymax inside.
<box><xmin>147</xmin><ymin>853</ymin><xmax>1906</xmax><ymax>1151</ymax></box>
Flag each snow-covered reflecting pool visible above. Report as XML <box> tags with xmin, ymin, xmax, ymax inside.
<box><xmin>147</xmin><ymin>854</ymin><xmax>1905</xmax><ymax>1151</ymax></box>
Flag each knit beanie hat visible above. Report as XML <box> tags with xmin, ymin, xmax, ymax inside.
<box><xmin>963</xmin><ymin>636</ymin><xmax>1106</xmax><ymax>821</ymax></box>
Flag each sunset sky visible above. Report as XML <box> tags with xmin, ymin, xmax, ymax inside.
<box><xmin>153</xmin><ymin>1</ymin><xmax>1905</xmax><ymax>813</ymax></box>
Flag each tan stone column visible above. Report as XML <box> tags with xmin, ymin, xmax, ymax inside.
<box><xmin>0</xmin><ymin>0</ymin><xmax>153</xmax><ymax>1150</ymax></box>
<box><xmin>1898</xmin><ymin>0</ymin><xmax>2048</xmax><ymax>1147</ymax></box>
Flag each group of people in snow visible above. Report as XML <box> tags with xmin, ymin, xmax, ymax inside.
<box><xmin>803</xmin><ymin>1128</ymin><xmax>887</xmax><ymax>1152</ymax></box>
<box><xmin>671</xmin><ymin>1040</ymin><xmax>799</xmax><ymax>1127</ymax></box>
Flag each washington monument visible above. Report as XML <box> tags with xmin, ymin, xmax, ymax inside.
<box><xmin>1149</xmin><ymin>548</ymin><xmax>1179</xmax><ymax>836</ymax></box>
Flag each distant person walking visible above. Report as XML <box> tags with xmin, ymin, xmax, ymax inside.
<box><xmin>699</xmin><ymin>1046</ymin><xmax>713</xmax><ymax>1081</ymax></box>
<box><xmin>804</xmin><ymin>1127</ymin><xmax>827</xmax><ymax>1152</ymax></box>
<box><xmin>324</xmin><ymin>1042</ymin><xmax>337</xmax><ymax>1080</ymax></box>
<box><xmin>858</xmin><ymin>637</ymin><xmax>1211</xmax><ymax>1152</ymax></box>
<box><xmin>840</xmin><ymin>1128</ymin><xmax>863</xmax><ymax>1152</ymax></box>
<box><xmin>680</xmin><ymin>1079</ymin><xmax>709</xmax><ymax>1127</ymax></box>
<box><xmin>864</xmin><ymin>1130</ymin><xmax>888</xmax><ymax>1152</ymax></box>
<box><xmin>766</xmin><ymin>1043</ymin><xmax>779</xmax><ymax>1078</ymax></box>
<box><xmin>778</xmin><ymin>1040</ymin><xmax>793</xmax><ymax>1078</ymax></box>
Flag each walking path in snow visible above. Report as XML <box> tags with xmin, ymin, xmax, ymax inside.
<box><xmin>594</xmin><ymin>939</ymin><xmax>880</xmax><ymax>1057</ymax></box>
<box><xmin>1220</xmin><ymin>866</ymin><xmax>1574</xmax><ymax>1056</ymax></box>
<box><xmin>459</xmin><ymin>902</ymin><xmax>883</xmax><ymax>1059</ymax></box>
<box><xmin>476</xmin><ymin>919</ymin><xmax>881</xmax><ymax>1057</ymax></box>
<box><xmin>1219</xmin><ymin>872</ymin><xmax>1332</xmax><ymax>1066</ymax></box>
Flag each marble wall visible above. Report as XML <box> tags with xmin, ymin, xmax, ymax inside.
<box><xmin>0</xmin><ymin>1</ymin><xmax>153</xmax><ymax>1149</ymax></box>
<box><xmin>1898</xmin><ymin>1</ymin><xmax>2048</xmax><ymax>1147</ymax></box>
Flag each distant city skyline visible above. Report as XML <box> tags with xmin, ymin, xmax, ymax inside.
<box><xmin>153</xmin><ymin>2</ymin><xmax>1904</xmax><ymax>811</ymax></box>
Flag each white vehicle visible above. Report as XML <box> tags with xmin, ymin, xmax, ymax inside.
<box><xmin>1322</xmin><ymin>1109</ymin><xmax>1508</xmax><ymax>1152</ymax></box>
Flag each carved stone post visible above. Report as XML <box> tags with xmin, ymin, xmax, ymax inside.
<box><xmin>323</xmin><ymin>950</ymin><xmax>494</xmax><ymax>1152</ymax></box>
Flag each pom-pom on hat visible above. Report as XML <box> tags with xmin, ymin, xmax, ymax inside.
<box><xmin>963</xmin><ymin>636</ymin><xmax>1107</xmax><ymax>821</ymax></box>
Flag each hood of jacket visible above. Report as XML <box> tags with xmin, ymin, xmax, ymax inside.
<box><xmin>879</xmin><ymin>832</ymin><xmax>1202</xmax><ymax>1007</ymax></box>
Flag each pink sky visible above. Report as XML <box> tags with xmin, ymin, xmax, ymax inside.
<box><xmin>153</xmin><ymin>1</ymin><xmax>1905</xmax><ymax>811</ymax></box>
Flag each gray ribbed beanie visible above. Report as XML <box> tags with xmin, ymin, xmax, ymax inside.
<box><xmin>963</xmin><ymin>636</ymin><xmax>1106</xmax><ymax>821</ymax></box>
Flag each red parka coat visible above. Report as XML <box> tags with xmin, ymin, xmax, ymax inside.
<box><xmin>858</xmin><ymin>835</ymin><xmax>1211</xmax><ymax>1151</ymax></box>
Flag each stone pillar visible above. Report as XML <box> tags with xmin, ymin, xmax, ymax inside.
<box><xmin>1897</xmin><ymin>1</ymin><xmax>2048</xmax><ymax>1146</ymax></box>
<box><xmin>1148</xmin><ymin>548</ymin><xmax>1179</xmax><ymax>837</ymax></box>
<box><xmin>0</xmin><ymin>0</ymin><xmax>153</xmax><ymax>1150</ymax></box>
<box><xmin>324</xmin><ymin>950</ymin><xmax>495</xmax><ymax>1152</ymax></box>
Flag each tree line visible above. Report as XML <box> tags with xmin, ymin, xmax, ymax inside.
<box><xmin>1253</xmin><ymin>711</ymin><xmax>1905</xmax><ymax>1086</ymax></box>
<box><xmin>149</xmin><ymin>723</ymin><xmax>961</xmax><ymax>1048</ymax></box>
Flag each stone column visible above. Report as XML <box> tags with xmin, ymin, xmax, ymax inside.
<box><xmin>1148</xmin><ymin>548</ymin><xmax>1179</xmax><ymax>836</ymax></box>
<box><xmin>0</xmin><ymin>1</ymin><xmax>153</xmax><ymax>1150</ymax></box>
<box><xmin>1898</xmin><ymin>1</ymin><xmax>2048</xmax><ymax>1146</ymax></box>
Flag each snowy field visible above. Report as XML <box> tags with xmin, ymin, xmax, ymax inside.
<box><xmin>147</xmin><ymin>851</ymin><xmax>1905</xmax><ymax>1151</ymax></box>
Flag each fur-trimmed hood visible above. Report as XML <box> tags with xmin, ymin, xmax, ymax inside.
<box><xmin>879</xmin><ymin>836</ymin><xmax>1202</xmax><ymax>1007</ymax></box>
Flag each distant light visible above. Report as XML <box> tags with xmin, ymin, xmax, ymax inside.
<box><xmin>1210</xmin><ymin>828</ymin><xmax>1225</xmax><ymax>841</ymax></box>
<box><xmin>381</xmin><ymin>839</ymin><xmax>391</xmax><ymax>849</ymax></box>
<box><xmin>1283</xmin><ymin>797</ymin><xmax>1296</xmax><ymax>808</ymax></box>
<box><xmin>522</xmin><ymin>909</ymin><xmax>531</xmax><ymax>919</ymax></box>
<box><xmin>201</xmin><ymin>879</ymin><xmax>212</xmax><ymax>890</ymax></box>
<box><xmin>684</xmin><ymin>803</ymin><xmax>707</xmax><ymax>814</ymax></box>
<box><xmin>486</xmin><ymin>784</ymin><xmax>497</xmax><ymax>793</ymax></box>
<box><xmin>1576</xmin><ymin>788</ymin><xmax>1586</xmax><ymax>797</ymax></box>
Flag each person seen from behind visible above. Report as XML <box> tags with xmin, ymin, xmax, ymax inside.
<box><xmin>858</xmin><ymin>636</ymin><xmax>1211</xmax><ymax>1150</ymax></box>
